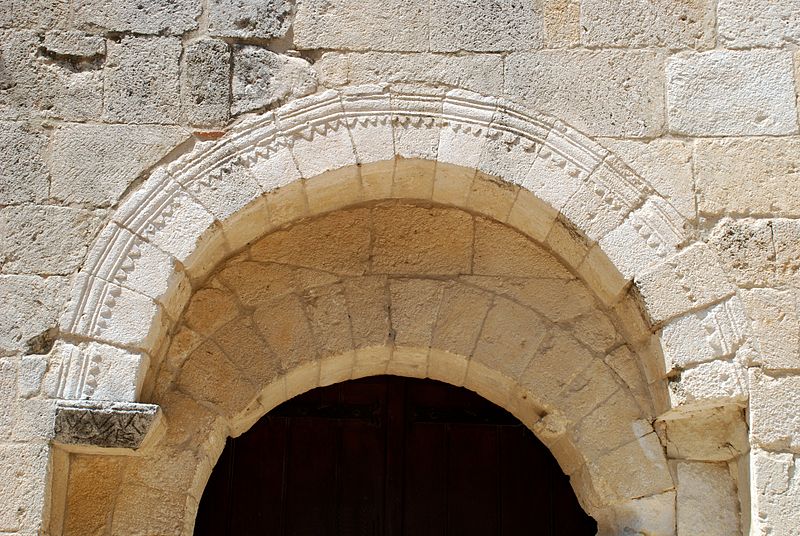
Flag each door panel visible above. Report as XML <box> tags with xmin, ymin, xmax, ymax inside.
<box><xmin>195</xmin><ymin>376</ymin><xmax>597</xmax><ymax>536</ymax></box>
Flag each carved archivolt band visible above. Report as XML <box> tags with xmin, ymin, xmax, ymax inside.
<box><xmin>54</xmin><ymin>85</ymin><xmax>747</xmax><ymax>409</ymax></box>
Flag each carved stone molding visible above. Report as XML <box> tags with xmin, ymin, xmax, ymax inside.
<box><xmin>53</xmin><ymin>401</ymin><xmax>162</xmax><ymax>453</ymax></box>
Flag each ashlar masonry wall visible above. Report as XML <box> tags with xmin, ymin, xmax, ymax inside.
<box><xmin>1</xmin><ymin>1</ymin><xmax>800</xmax><ymax>535</ymax></box>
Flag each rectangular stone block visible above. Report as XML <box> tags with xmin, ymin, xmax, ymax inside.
<box><xmin>74</xmin><ymin>0</ymin><xmax>200</xmax><ymax>35</ymax></box>
<box><xmin>182</xmin><ymin>39</ymin><xmax>230</xmax><ymax>127</ymax></box>
<box><xmin>751</xmin><ymin>448</ymin><xmax>800</xmax><ymax>536</ymax></box>
<box><xmin>505</xmin><ymin>50</ymin><xmax>665</xmax><ymax>137</ymax></box>
<box><xmin>294</xmin><ymin>0</ymin><xmax>429</xmax><ymax>52</ymax></box>
<box><xmin>741</xmin><ymin>289</ymin><xmax>800</xmax><ymax>370</ymax></box>
<box><xmin>695</xmin><ymin>138</ymin><xmax>800</xmax><ymax>217</ymax></box>
<box><xmin>0</xmin><ymin>121</ymin><xmax>48</xmax><ymax>204</ymax></box>
<box><xmin>581</xmin><ymin>0</ymin><xmax>715</xmax><ymax>49</ymax></box>
<box><xmin>104</xmin><ymin>36</ymin><xmax>182</xmax><ymax>124</ymax></box>
<box><xmin>750</xmin><ymin>370</ymin><xmax>800</xmax><ymax>453</ymax></box>
<box><xmin>0</xmin><ymin>275</ymin><xmax>67</xmax><ymax>355</ymax></box>
<box><xmin>208</xmin><ymin>0</ymin><xmax>292</xmax><ymax>39</ymax></box>
<box><xmin>53</xmin><ymin>401</ymin><xmax>161</xmax><ymax>452</ymax></box>
<box><xmin>719</xmin><ymin>0</ymin><xmax>800</xmax><ymax>48</ymax></box>
<box><xmin>429</xmin><ymin>0</ymin><xmax>543</xmax><ymax>52</ymax></box>
<box><xmin>676</xmin><ymin>462</ymin><xmax>740</xmax><ymax>536</ymax></box>
<box><xmin>667</xmin><ymin>50</ymin><xmax>798</xmax><ymax>136</ymax></box>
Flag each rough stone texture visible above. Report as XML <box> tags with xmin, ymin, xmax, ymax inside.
<box><xmin>0</xmin><ymin>121</ymin><xmax>49</xmax><ymax>204</ymax></box>
<box><xmin>505</xmin><ymin>50</ymin><xmax>665</xmax><ymax>137</ymax></box>
<box><xmin>182</xmin><ymin>39</ymin><xmax>231</xmax><ymax>127</ymax></box>
<box><xmin>209</xmin><ymin>0</ymin><xmax>293</xmax><ymax>39</ymax></box>
<box><xmin>104</xmin><ymin>37</ymin><xmax>182</xmax><ymax>124</ymax></box>
<box><xmin>429</xmin><ymin>0</ymin><xmax>543</xmax><ymax>52</ymax></box>
<box><xmin>53</xmin><ymin>401</ymin><xmax>161</xmax><ymax>450</ymax></box>
<box><xmin>695</xmin><ymin>138</ymin><xmax>800</xmax><ymax>217</ymax></box>
<box><xmin>751</xmin><ymin>448</ymin><xmax>800</xmax><ymax>536</ymax></box>
<box><xmin>0</xmin><ymin>275</ymin><xmax>67</xmax><ymax>355</ymax></box>
<box><xmin>667</xmin><ymin>50</ymin><xmax>798</xmax><ymax>136</ymax></box>
<box><xmin>73</xmin><ymin>0</ymin><xmax>200</xmax><ymax>35</ymax></box>
<box><xmin>0</xmin><ymin>205</ymin><xmax>103</xmax><ymax>275</ymax></box>
<box><xmin>0</xmin><ymin>443</ymin><xmax>48</xmax><ymax>532</ymax></box>
<box><xmin>295</xmin><ymin>0</ymin><xmax>429</xmax><ymax>52</ymax></box>
<box><xmin>676</xmin><ymin>462</ymin><xmax>741</xmax><ymax>536</ymax></box>
<box><xmin>656</xmin><ymin>407</ymin><xmax>749</xmax><ymax>462</ymax></box>
<box><xmin>719</xmin><ymin>0</ymin><xmax>800</xmax><ymax>48</ymax></box>
<box><xmin>707</xmin><ymin>219</ymin><xmax>775</xmax><ymax>287</ymax></box>
<box><xmin>750</xmin><ymin>370</ymin><xmax>800</xmax><ymax>453</ymax></box>
<box><xmin>50</xmin><ymin>124</ymin><xmax>189</xmax><ymax>206</ymax></box>
<box><xmin>581</xmin><ymin>0</ymin><xmax>715</xmax><ymax>49</ymax></box>
<box><xmin>741</xmin><ymin>288</ymin><xmax>800</xmax><ymax>370</ymax></box>
<box><xmin>232</xmin><ymin>46</ymin><xmax>318</xmax><ymax>115</ymax></box>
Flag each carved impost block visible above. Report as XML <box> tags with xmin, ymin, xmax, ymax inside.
<box><xmin>53</xmin><ymin>400</ymin><xmax>164</xmax><ymax>455</ymax></box>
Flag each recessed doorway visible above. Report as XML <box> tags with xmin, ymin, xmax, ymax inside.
<box><xmin>194</xmin><ymin>376</ymin><xmax>597</xmax><ymax>535</ymax></box>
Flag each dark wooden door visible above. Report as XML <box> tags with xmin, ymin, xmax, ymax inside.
<box><xmin>194</xmin><ymin>376</ymin><xmax>597</xmax><ymax>535</ymax></box>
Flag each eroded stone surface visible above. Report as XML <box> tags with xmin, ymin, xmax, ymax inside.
<box><xmin>53</xmin><ymin>401</ymin><xmax>161</xmax><ymax>450</ymax></box>
<box><xmin>209</xmin><ymin>0</ymin><xmax>293</xmax><ymax>39</ymax></box>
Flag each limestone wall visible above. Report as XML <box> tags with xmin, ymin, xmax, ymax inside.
<box><xmin>1</xmin><ymin>1</ymin><xmax>799</xmax><ymax>534</ymax></box>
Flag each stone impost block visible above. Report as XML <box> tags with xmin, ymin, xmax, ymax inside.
<box><xmin>505</xmin><ymin>50</ymin><xmax>666</xmax><ymax>137</ymax></box>
<box><xmin>581</xmin><ymin>0</ymin><xmax>715</xmax><ymax>49</ymax></box>
<box><xmin>209</xmin><ymin>0</ymin><xmax>293</xmax><ymax>39</ymax></box>
<box><xmin>719</xmin><ymin>0</ymin><xmax>800</xmax><ymax>48</ymax></box>
<box><xmin>667</xmin><ymin>50</ymin><xmax>798</xmax><ymax>136</ymax></box>
<box><xmin>655</xmin><ymin>406</ymin><xmax>748</xmax><ymax>462</ymax></box>
<box><xmin>53</xmin><ymin>401</ymin><xmax>162</xmax><ymax>453</ymax></box>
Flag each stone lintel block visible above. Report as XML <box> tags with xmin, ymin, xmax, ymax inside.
<box><xmin>667</xmin><ymin>50</ymin><xmax>798</xmax><ymax>136</ymax></box>
<box><xmin>53</xmin><ymin>401</ymin><xmax>163</xmax><ymax>454</ymax></box>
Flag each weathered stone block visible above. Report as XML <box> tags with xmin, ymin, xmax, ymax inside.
<box><xmin>0</xmin><ymin>205</ymin><xmax>103</xmax><ymax>275</ymax></box>
<box><xmin>232</xmin><ymin>46</ymin><xmax>317</xmax><ymax>115</ymax></box>
<box><xmin>429</xmin><ymin>0</ymin><xmax>543</xmax><ymax>52</ymax></box>
<box><xmin>0</xmin><ymin>30</ymin><xmax>44</xmax><ymax>119</ymax></box>
<box><xmin>751</xmin><ymin>448</ymin><xmax>800</xmax><ymax>536</ymax></box>
<box><xmin>295</xmin><ymin>0</ymin><xmax>429</xmax><ymax>52</ymax></box>
<box><xmin>209</xmin><ymin>0</ymin><xmax>293</xmax><ymax>39</ymax></box>
<box><xmin>656</xmin><ymin>407</ymin><xmax>748</xmax><ymax>462</ymax></box>
<box><xmin>316</xmin><ymin>52</ymin><xmax>505</xmax><ymax>97</ymax></box>
<box><xmin>581</xmin><ymin>0</ymin><xmax>715</xmax><ymax>49</ymax></box>
<box><xmin>0</xmin><ymin>443</ymin><xmax>48</xmax><ymax>531</ymax></box>
<box><xmin>505</xmin><ymin>50</ymin><xmax>665</xmax><ymax>137</ymax></box>
<box><xmin>542</xmin><ymin>0</ymin><xmax>579</xmax><ymax>47</ymax></box>
<box><xmin>773</xmin><ymin>219</ymin><xmax>800</xmax><ymax>285</ymax></box>
<box><xmin>707</xmin><ymin>218</ymin><xmax>775</xmax><ymax>287</ymax></box>
<box><xmin>669</xmin><ymin>359</ymin><xmax>747</xmax><ymax>410</ymax></box>
<box><xmin>750</xmin><ymin>370</ymin><xmax>800</xmax><ymax>453</ymax></box>
<box><xmin>742</xmin><ymin>288</ymin><xmax>800</xmax><ymax>370</ymax></box>
<box><xmin>667</xmin><ymin>50</ymin><xmax>798</xmax><ymax>136</ymax></box>
<box><xmin>74</xmin><ymin>0</ymin><xmax>200</xmax><ymax>35</ymax></box>
<box><xmin>182</xmin><ymin>39</ymin><xmax>230</xmax><ymax>127</ymax></box>
<box><xmin>0</xmin><ymin>275</ymin><xmax>67</xmax><ymax>355</ymax></box>
<box><xmin>104</xmin><ymin>36</ymin><xmax>182</xmax><ymax>124</ymax></box>
<box><xmin>389</xmin><ymin>278</ymin><xmax>443</xmax><ymax>348</ymax></box>
<box><xmin>0</xmin><ymin>122</ymin><xmax>48</xmax><ymax>204</ymax></box>
<box><xmin>719</xmin><ymin>0</ymin><xmax>800</xmax><ymax>48</ymax></box>
<box><xmin>695</xmin><ymin>138</ymin><xmax>800</xmax><ymax>217</ymax></box>
<box><xmin>676</xmin><ymin>462</ymin><xmax>740</xmax><ymax>536</ymax></box>
<box><xmin>50</xmin><ymin>124</ymin><xmax>189</xmax><ymax>207</ymax></box>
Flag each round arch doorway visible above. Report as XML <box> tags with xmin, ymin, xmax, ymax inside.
<box><xmin>194</xmin><ymin>376</ymin><xmax>597</xmax><ymax>535</ymax></box>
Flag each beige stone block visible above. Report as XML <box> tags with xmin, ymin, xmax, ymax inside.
<box><xmin>474</xmin><ymin>217</ymin><xmax>572</xmax><ymax>278</ymax></box>
<box><xmin>294</xmin><ymin>0</ymin><xmax>429</xmax><ymax>52</ymax></box>
<box><xmin>636</xmin><ymin>243</ymin><xmax>736</xmax><ymax>324</ymax></box>
<box><xmin>163</xmin><ymin>325</ymin><xmax>204</xmax><ymax>373</ymax></box>
<box><xmin>389</xmin><ymin>278</ymin><xmax>443</xmax><ymax>347</ymax></box>
<box><xmin>463</xmin><ymin>358</ymin><xmax>514</xmax><ymax>409</ymax></box>
<box><xmin>518</xmin><ymin>330</ymin><xmax>595</xmax><ymax>410</ymax></box>
<box><xmin>587</xmin><ymin>433</ymin><xmax>674</xmax><ymax>503</ymax></box>
<box><xmin>429</xmin><ymin>0</ymin><xmax>543</xmax><ymax>52</ymax></box>
<box><xmin>708</xmin><ymin>218</ymin><xmax>776</xmax><ymax>287</ymax></box>
<box><xmin>432</xmin><ymin>283</ymin><xmax>492</xmax><ymax>357</ymax></box>
<box><xmin>360</xmin><ymin>160</ymin><xmax>396</xmax><ymax>202</ymax></box>
<box><xmin>568</xmin><ymin>309</ymin><xmax>619</xmax><ymax>354</ymax></box>
<box><xmin>305</xmin><ymin>167</ymin><xmax>362</xmax><ymax>215</ymax></box>
<box><xmin>669</xmin><ymin>359</ymin><xmax>747</xmax><ymax>410</ymax></box>
<box><xmin>217</xmin><ymin>261</ymin><xmax>294</xmax><ymax>306</ymax></box>
<box><xmin>475</xmin><ymin>131</ymin><xmax>540</xmax><ymax>190</ymax></box>
<box><xmin>392</xmin><ymin>158</ymin><xmax>435</xmax><ymax>199</ymax></box>
<box><xmin>750</xmin><ymin>448</ymin><xmax>800</xmax><ymax>536</ymax></box>
<box><xmin>372</xmin><ymin>204</ymin><xmax>473</xmax><ymax>275</ymax></box>
<box><xmin>676</xmin><ymin>462</ymin><xmax>740</xmax><ymax>536</ymax></box>
<box><xmin>750</xmin><ymin>370</ymin><xmax>800</xmax><ymax>453</ymax></box>
<box><xmin>427</xmin><ymin>348</ymin><xmax>468</xmax><ymax>386</ymax></box>
<box><xmin>387</xmin><ymin>346</ymin><xmax>428</xmax><ymax>378</ymax></box>
<box><xmin>773</xmin><ymin>219</ymin><xmax>800</xmax><ymax>286</ymax></box>
<box><xmin>558</xmin><ymin>359</ymin><xmax>623</xmax><ymax>423</ymax></box>
<box><xmin>319</xmin><ymin>351</ymin><xmax>355</xmax><ymax>387</ymax></box>
<box><xmin>604</xmin><ymin>345</ymin><xmax>653</xmax><ymax>417</ymax></box>
<box><xmin>178</xmin><ymin>163</ymin><xmax>264</xmax><ymax>226</ymax></box>
<box><xmin>610</xmin><ymin>491</ymin><xmax>676</xmax><ymax>536</ymax></box>
<box><xmin>581</xmin><ymin>0</ymin><xmax>715</xmax><ymax>49</ymax></box>
<box><xmin>573</xmin><ymin>389</ymin><xmax>648</xmax><ymax>460</ymax></box>
<box><xmin>182</xmin><ymin>286</ymin><xmax>240</xmax><ymax>335</ymax></box>
<box><xmin>667</xmin><ymin>51</ymin><xmax>798</xmax><ymax>136</ymax></box>
<box><xmin>436</xmin><ymin>90</ymin><xmax>495</xmax><ymax>171</ymax></box>
<box><xmin>544</xmin><ymin>218</ymin><xmax>591</xmax><ymax>270</ymax></box>
<box><xmin>466</xmin><ymin>173</ymin><xmax>519</xmax><ymax>222</ymax></box>
<box><xmin>695</xmin><ymin>138</ymin><xmax>800</xmax><ymax>217</ymax></box>
<box><xmin>249</xmin><ymin>143</ymin><xmax>303</xmax><ymax>194</ymax></box>
<box><xmin>742</xmin><ymin>288</ymin><xmax>800</xmax><ymax>370</ymax></box>
<box><xmin>111</xmin><ymin>483</ymin><xmax>186</xmax><ymax>535</ymax></box>
<box><xmin>251</xmin><ymin>208</ymin><xmax>371</xmax><ymax>275</ymax></box>
<box><xmin>301</xmin><ymin>283</ymin><xmax>353</xmax><ymax>359</ymax></box>
<box><xmin>212</xmin><ymin>316</ymin><xmax>280</xmax><ymax>387</ymax></box>
<box><xmin>341</xmin><ymin>86</ymin><xmax>395</xmax><ymax>165</ymax></box>
<box><xmin>506</xmin><ymin>187</ymin><xmax>558</xmax><ymax>243</ymax></box>
<box><xmin>344</xmin><ymin>276</ymin><xmax>390</xmax><ymax>349</ymax></box>
<box><xmin>473</xmin><ymin>296</ymin><xmax>549</xmax><ymax>379</ymax></box>
<box><xmin>719</xmin><ymin>0</ymin><xmax>800</xmax><ymax>48</ymax></box>
<box><xmin>61</xmin><ymin>454</ymin><xmax>126</xmax><ymax>536</ymax></box>
<box><xmin>265</xmin><ymin>180</ymin><xmax>309</xmax><ymax>227</ymax></box>
<box><xmin>660</xmin><ymin>297</ymin><xmax>749</xmax><ymax>370</ymax></box>
<box><xmin>432</xmin><ymin>163</ymin><xmax>475</xmax><ymax>207</ymax></box>
<box><xmin>506</xmin><ymin>50</ymin><xmax>666</xmax><ymax>137</ymax></box>
<box><xmin>0</xmin><ymin>274</ymin><xmax>67</xmax><ymax>354</ymax></box>
<box><xmin>156</xmin><ymin>389</ymin><xmax>219</xmax><ymax>448</ymax></box>
<box><xmin>656</xmin><ymin>407</ymin><xmax>748</xmax><ymax>462</ymax></box>
<box><xmin>253</xmin><ymin>293</ymin><xmax>317</xmax><ymax>371</ymax></box>
<box><xmin>352</xmin><ymin>345</ymin><xmax>391</xmax><ymax>379</ymax></box>
<box><xmin>285</xmin><ymin>360</ymin><xmax>321</xmax><ymax>400</ymax></box>
<box><xmin>601</xmin><ymin>138</ymin><xmax>695</xmax><ymax>221</ymax></box>
<box><xmin>543</xmin><ymin>0</ymin><xmax>579</xmax><ymax>47</ymax></box>
<box><xmin>577</xmin><ymin>243</ymin><xmax>630</xmax><ymax>307</ymax></box>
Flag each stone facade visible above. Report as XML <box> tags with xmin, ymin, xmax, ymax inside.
<box><xmin>0</xmin><ymin>1</ymin><xmax>799</xmax><ymax>535</ymax></box>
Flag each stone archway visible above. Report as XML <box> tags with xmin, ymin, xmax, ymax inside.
<box><xmin>45</xmin><ymin>86</ymin><xmax>749</xmax><ymax>535</ymax></box>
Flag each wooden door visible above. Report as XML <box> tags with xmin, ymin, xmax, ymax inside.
<box><xmin>194</xmin><ymin>376</ymin><xmax>597</xmax><ymax>535</ymax></box>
